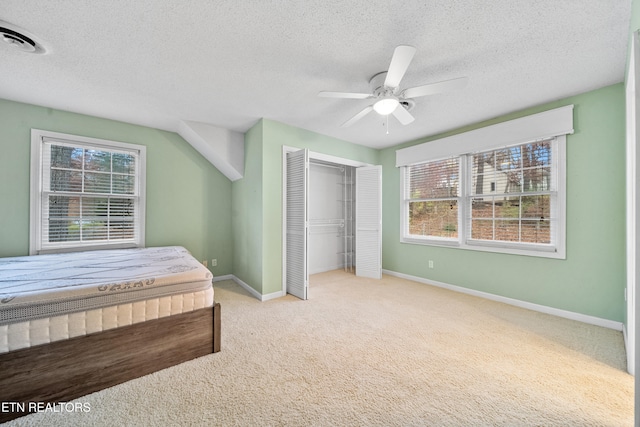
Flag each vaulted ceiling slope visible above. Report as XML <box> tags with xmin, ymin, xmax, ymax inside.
<box><xmin>0</xmin><ymin>1</ymin><xmax>631</xmax><ymax>149</ymax></box>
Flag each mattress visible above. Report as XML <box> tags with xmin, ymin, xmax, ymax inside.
<box><xmin>0</xmin><ymin>246</ymin><xmax>213</xmax><ymax>325</ymax></box>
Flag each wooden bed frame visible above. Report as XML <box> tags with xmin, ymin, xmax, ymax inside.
<box><xmin>0</xmin><ymin>302</ymin><xmax>220</xmax><ymax>423</ymax></box>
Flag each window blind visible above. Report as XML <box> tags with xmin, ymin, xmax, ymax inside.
<box><xmin>40</xmin><ymin>138</ymin><xmax>140</xmax><ymax>248</ymax></box>
<box><xmin>404</xmin><ymin>158</ymin><xmax>460</xmax><ymax>239</ymax></box>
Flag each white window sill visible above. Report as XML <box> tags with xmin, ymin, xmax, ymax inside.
<box><xmin>35</xmin><ymin>241</ymin><xmax>140</xmax><ymax>255</ymax></box>
<box><xmin>401</xmin><ymin>235</ymin><xmax>565</xmax><ymax>259</ymax></box>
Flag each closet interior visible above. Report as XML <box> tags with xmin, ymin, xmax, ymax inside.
<box><xmin>308</xmin><ymin>159</ymin><xmax>356</xmax><ymax>275</ymax></box>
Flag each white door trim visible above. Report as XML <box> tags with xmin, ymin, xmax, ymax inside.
<box><xmin>281</xmin><ymin>145</ymin><xmax>374</xmax><ymax>295</ymax></box>
<box><xmin>625</xmin><ymin>30</ymin><xmax>639</xmax><ymax>376</ymax></box>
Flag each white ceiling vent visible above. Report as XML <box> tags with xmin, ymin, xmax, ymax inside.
<box><xmin>0</xmin><ymin>20</ymin><xmax>48</xmax><ymax>54</ymax></box>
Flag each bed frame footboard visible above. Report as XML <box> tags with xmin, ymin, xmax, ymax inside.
<box><xmin>0</xmin><ymin>302</ymin><xmax>220</xmax><ymax>423</ymax></box>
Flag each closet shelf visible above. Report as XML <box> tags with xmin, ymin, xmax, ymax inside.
<box><xmin>309</xmin><ymin>219</ymin><xmax>344</xmax><ymax>227</ymax></box>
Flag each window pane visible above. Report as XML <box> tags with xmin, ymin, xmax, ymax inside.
<box><xmin>522</xmin><ymin>167</ymin><xmax>552</xmax><ymax>192</ymax></box>
<box><xmin>409</xmin><ymin>159</ymin><xmax>459</xmax><ymax>199</ymax></box>
<box><xmin>471</xmin><ymin>219</ymin><xmax>493</xmax><ymax>240</ymax></box>
<box><xmin>524</xmin><ymin>141</ymin><xmax>551</xmax><ymax>167</ymax></box>
<box><xmin>495</xmin><ymin>220</ymin><xmax>520</xmax><ymax>242</ymax></box>
<box><xmin>49</xmin><ymin>195</ymin><xmax>79</xmax><ymax>218</ymax></box>
<box><xmin>474</xmin><ymin>197</ymin><xmax>523</xmax><ymax>221</ymax></box>
<box><xmin>472</xmin><ymin>152</ymin><xmax>523</xmax><ymax>195</ymax></box>
<box><xmin>82</xmin><ymin>197</ymin><xmax>108</xmax><ymax>218</ymax></box>
<box><xmin>494</xmin><ymin>197</ymin><xmax>521</xmax><ymax>219</ymax></box>
<box><xmin>109</xmin><ymin>219</ymin><xmax>134</xmax><ymax>239</ymax></box>
<box><xmin>472</xmin><ymin>152</ymin><xmax>495</xmax><ymax>173</ymax></box>
<box><xmin>84</xmin><ymin>150</ymin><xmax>111</xmax><ymax>172</ymax></box>
<box><xmin>112</xmin><ymin>153</ymin><xmax>135</xmax><ymax>174</ymax></box>
<box><xmin>110</xmin><ymin>198</ymin><xmax>134</xmax><ymax>218</ymax></box>
<box><xmin>47</xmin><ymin>196</ymin><xmax>136</xmax><ymax>243</ymax></box>
<box><xmin>409</xmin><ymin>200</ymin><xmax>458</xmax><ymax>238</ymax></box>
<box><xmin>51</xmin><ymin>170</ymin><xmax>82</xmax><ymax>192</ymax></box>
<box><xmin>48</xmin><ymin>219</ymin><xmax>80</xmax><ymax>242</ymax></box>
<box><xmin>113</xmin><ymin>175</ymin><xmax>135</xmax><ymax>194</ymax></box>
<box><xmin>47</xmin><ymin>195</ymin><xmax>80</xmax><ymax>243</ymax></box>
<box><xmin>82</xmin><ymin>220</ymin><xmax>108</xmax><ymax>240</ymax></box>
<box><xmin>471</xmin><ymin>198</ymin><xmax>493</xmax><ymax>218</ymax></box>
<box><xmin>521</xmin><ymin>195</ymin><xmax>550</xmax><ymax>219</ymax></box>
<box><xmin>495</xmin><ymin>146</ymin><xmax>522</xmax><ymax>172</ymax></box>
<box><xmin>472</xmin><ymin>141</ymin><xmax>554</xmax><ymax>197</ymax></box>
<box><xmin>495</xmin><ymin>171</ymin><xmax>522</xmax><ymax>194</ymax></box>
<box><xmin>84</xmin><ymin>172</ymin><xmax>111</xmax><ymax>193</ymax></box>
<box><xmin>521</xmin><ymin>220</ymin><xmax>551</xmax><ymax>244</ymax></box>
<box><xmin>471</xmin><ymin>173</ymin><xmax>496</xmax><ymax>195</ymax></box>
<box><xmin>51</xmin><ymin>146</ymin><xmax>83</xmax><ymax>169</ymax></box>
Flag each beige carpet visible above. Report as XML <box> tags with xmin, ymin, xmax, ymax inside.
<box><xmin>7</xmin><ymin>271</ymin><xmax>634</xmax><ymax>426</ymax></box>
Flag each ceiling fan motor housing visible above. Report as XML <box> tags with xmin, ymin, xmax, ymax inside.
<box><xmin>370</xmin><ymin>72</ymin><xmax>395</xmax><ymax>96</ymax></box>
<box><xmin>369</xmin><ymin>71</ymin><xmax>414</xmax><ymax>111</ymax></box>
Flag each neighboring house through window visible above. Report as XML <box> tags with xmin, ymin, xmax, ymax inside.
<box><xmin>396</xmin><ymin>106</ymin><xmax>572</xmax><ymax>259</ymax></box>
<box><xmin>30</xmin><ymin>129</ymin><xmax>146</xmax><ymax>254</ymax></box>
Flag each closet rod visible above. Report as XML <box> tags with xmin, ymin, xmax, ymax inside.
<box><xmin>311</xmin><ymin>162</ymin><xmax>344</xmax><ymax>171</ymax></box>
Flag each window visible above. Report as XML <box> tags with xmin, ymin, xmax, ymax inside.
<box><xmin>401</xmin><ymin>137</ymin><xmax>564</xmax><ymax>257</ymax></box>
<box><xmin>406</xmin><ymin>158</ymin><xmax>460</xmax><ymax>240</ymax></box>
<box><xmin>469</xmin><ymin>140</ymin><xmax>554</xmax><ymax>245</ymax></box>
<box><xmin>397</xmin><ymin>106</ymin><xmax>572</xmax><ymax>259</ymax></box>
<box><xmin>30</xmin><ymin>130</ymin><xmax>146</xmax><ymax>254</ymax></box>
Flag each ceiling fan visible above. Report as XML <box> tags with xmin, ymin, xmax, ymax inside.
<box><xmin>318</xmin><ymin>45</ymin><xmax>468</xmax><ymax>128</ymax></box>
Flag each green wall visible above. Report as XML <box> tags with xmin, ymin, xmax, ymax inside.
<box><xmin>231</xmin><ymin>121</ymin><xmax>264</xmax><ymax>290</ymax></box>
<box><xmin>0</xmin><ymin>98</ymin><xmax>233</xmax><ymax>275</ymax></box>
<box><xmin>232</xmin><ymin>119</ymin><xmax>379</xmax><ymax>295</ymax></box>
<box><xmin>380</xmin><ymin>84</ymin><xmax>626</xmax><ymax>322</ymax></box>
<box><xmin>0</xmin><ymin>84</ymin><xmax>627</xmax><ymax>323</ymax></box>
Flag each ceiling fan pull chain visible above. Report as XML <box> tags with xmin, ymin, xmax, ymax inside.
<box><xmin>386</xmin><ymin>114</ymin><xmax>389</xmax><ymax>135</ymax></box>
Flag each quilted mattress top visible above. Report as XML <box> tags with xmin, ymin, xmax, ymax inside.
<box><xmin>0</xmin><ymin>246</ymin><xmax>213</xmax><ymax>324</ymax></box>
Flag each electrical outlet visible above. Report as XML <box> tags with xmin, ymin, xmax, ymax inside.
<box><xmin>202</xmin><ymin>260</ymin><xmax>208</xmax><ymax>268</ymax></box>
<box><xmin>211</xmin><ymin>259</ymin><xmax>217</xmax><ymax>267</ymax></box>
<box><xmin>428</xmin><ymin>260</ymin><xmax>434</xmax><ymax>269</ymax></box>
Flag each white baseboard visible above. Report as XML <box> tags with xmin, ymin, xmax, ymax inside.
<box><xmin>261</xmin><ymin>290</ymin><xmax>285</xmax><ymax>301</ymax></box>
<box><xmin>382</xmin><ymin>269</ymin><xmax>623</xmax><ymax>331</ymax></box>
<box><xmin>622</xmin><ymin>324</ymin><xmax>635</xmax><ymax>375</ymax></box>
<box><xmin>212</xmin><ymin>274</ymin><xmax>234</xmax><ymax>282</ymax></box>
<box><xmin>213</xmin><ymin>274</ymin><xmax>283</xmax><ymax>302</ymax></box>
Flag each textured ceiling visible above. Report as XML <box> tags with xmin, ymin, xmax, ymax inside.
<box><xmin>0</xmin><ymin>1</ymin><xmax>631</xmax><ymax>149</ymax></box>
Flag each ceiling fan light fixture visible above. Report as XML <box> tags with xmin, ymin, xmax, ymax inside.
<box><xmin>373</xmin><ymin>97</ymin><xmax>399</xmax><ymax>116</ymax></box>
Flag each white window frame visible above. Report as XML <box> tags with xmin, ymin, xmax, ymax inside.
<box><xmin>401</xmin><ymin>157</ymin><xmax>462</xmax><ymax>245</ymax></box>
<box><xmin>397</xmin><ymin>106</ymin><xmax>571</xmax><ymax>259</ymax></box>
<box><xmin>30</xmin><ymin>129</ymin><xmax>146</xmax><ymax>255</ymax></box>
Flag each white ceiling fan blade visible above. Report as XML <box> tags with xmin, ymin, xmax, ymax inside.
<box><xmin>391</xmin><ymin>105</ymin><xmax>415</xmax><ymax>125</ymax></box>
<box><xmin>318</xmin><ymin>91</ymin><xmax>372</xmax><ymax>99</ymax></box>
<box><xmin>341</xmin><ymin>106</ymin><xmax>374</xmax><ymax>127</ymax></box>
<box><xmin>384</xmin><ymin>45</ymin><xmax>417</xmax><ymax>89</ymax></box>
<box><xmin>402</xmin><ymin>76</ymin><xmax>468</xmax><ymax>99</ymax></box>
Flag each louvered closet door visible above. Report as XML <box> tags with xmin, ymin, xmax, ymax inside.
<box><xmin>355</xmin><ymin>165</ymin><xmax>382</xmax><ymax>279</ymax></box>
<box><xmin>286</xmin><ymin>149</ymin><xmax>309</xmax><ymax>299</ymax></box>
